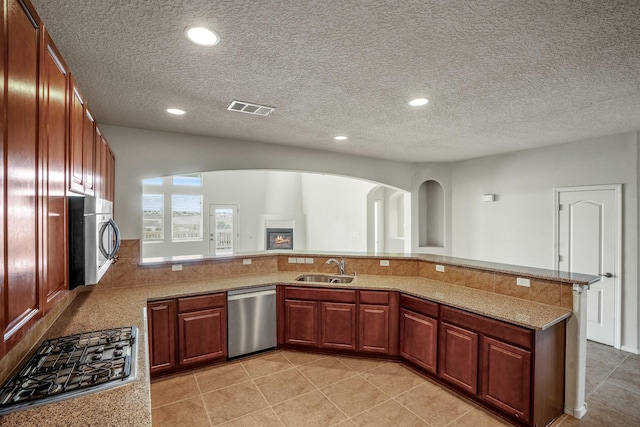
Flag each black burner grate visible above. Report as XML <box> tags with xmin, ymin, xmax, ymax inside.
<box><xmin>0</xmin><ymin>326</ymin><xmax>136</xmax><ymax>415</ymax></box>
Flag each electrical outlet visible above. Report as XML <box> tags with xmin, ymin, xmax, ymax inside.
<box><xmin>380</xmin><ymin>260</ymin><xmax>390</xmax><ymax>267</ymax></box>
<box><xmin>242</xmin><ymin>259</ymin><xmax>252</xmax><ymax>265</ymax></box>
<box><xmin>288</xmin><ymin>257</ymin><xmax>296</xmax><ymax>264</ymax></box>
<box><xmin>516</xmin><ymin>277</ymin><xmax>531</xmax><ymax>287</ymax></box>
<box><xmin>296</xmin><ymin>257</ymin><xmax>306</xmax><ymax>264</ymax></box>
<box><xmin>171</xmin><ymin>264</ymin><xmax>182</xmax><ymax>271</ymax></box>
<box><xmin>436</xmin><ymin>264</ymin><xmax>445</xmax><ymax>272</ymax></box>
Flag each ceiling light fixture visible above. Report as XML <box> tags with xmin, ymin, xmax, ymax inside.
<box><xmin>166</xmin><ymin>108</ymin><xmax>186</xmax><ymax>115</ymax></box>
<box><xmin>409</xmin><ymin>98</ymin><xmax>429</xmax><ymax>107</ymax></box>
<box><xmin>334</xmin><ymin>135</ymin><xmax>348</xmax><ymax>141</ymax></box>
<box><xmin>186</xmin><ymin>27</ymin><xmax>219</xmax><ymax>46</ymax></box>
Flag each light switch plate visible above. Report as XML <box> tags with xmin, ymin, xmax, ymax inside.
<box><xmin>288</xmin><ymin>257</ymin><xmax>296</xmax><ymax>264</ymax></box>
<box><xmin>242</xmin><ymin>259</ymin><xmax>252</xmax><ymax>265</ymax></box>
<box><xmin>380</xmin><ymin>260</ymin><xmax>390</xmax><ymax>267</ymax></box>
<box><xmin>436</xmin><ymin>264</ymin><xmax>445</xmax><ymax>272</ymax></box>
<box><xmin>296</xmin><ymin>257</ymin><xmax>306</xmax><ymax>264</ymax></box>
<box><xmin>305</xmin><ymin>258</ymin><xmax>314</xmax><ymax>264</ymax></box>
<box><xmin>516</xmin><ymin>277</ymin><xmax>531</xmax><ymax>287</ymax></box>
<box><xmin>172</xmin><ymin>264</ymin><xmax>182</xmax><ymax>271</ymax></box>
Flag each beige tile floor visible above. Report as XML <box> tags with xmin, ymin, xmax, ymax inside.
<box><xmin>151</xmin><ymin>341</ymin><xmax>640</xmax><ymax>427</ymax></box>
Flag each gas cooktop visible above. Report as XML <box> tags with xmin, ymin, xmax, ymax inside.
<box><xmin>0</xmin><ymin>326</ymin><xmax>137</xmax><ymax>415</ymax></box>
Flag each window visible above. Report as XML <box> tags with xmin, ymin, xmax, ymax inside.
<box><xmin>172</xmin><ymin>194</ymin><xmax>203</xmax><ymax>241</ymax></box>
<box><xmin>142</xmin><ymin>194</ymin><xmax>164</xmax><ymax>241</ymax></box>
<box><xmin>173</xmin><ymin>173</ymin><xmax>202</xmax><ymax>186</ymax></box>
<box><xmin>142</xmin><ymin>177</ymin><xmax>163</xmax><ymax>186</ymax></box>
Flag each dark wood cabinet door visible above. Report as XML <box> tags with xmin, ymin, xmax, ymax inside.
<box><xmin>40</xmin><ymin>30</ymin><xmax>69</xmax><ymax>313</ymax></box>
<box><xmin>93</xmin><ymin>127</ymin><xmax>103</xmax><ymax>198</ymax></box>
<box><xmin>400</xmin><ymin>309</ymin><xmax>437</xmax><ymax>373</ymax></box>
<box><xmin>68</xmin><ymin>76</ymin><xmax>84</xmax><ymax>194</ymax></box>
<box><xmin>358</xmin><ymin>304</ymin><xmax>390</xmax><ymax>354</ymax></box>
<box><xmin>320</xmin><ymin>302</ymin><xmax>356</xmax><ymax>350</ymax></box>
<box><xmin>3</xmin><ymin>0</ymin><xmax>42</xmax><ymax>350</ymax></box>
<box><xmin>82</xmin><ymin>107</ymin><xmax>95</xmax><ymax>195</ymax></box>
<box><xmin>107</xmin><ymin>148</ymin><xmax>115</xmax><ymax>202</ymax></box>
<box><xmin>178</xmin><ymin>307</ymin><xmax>226</xmax><ymax>366</ymax></box>
<box><xmin>480</xmin><ymin>336</ymin><xmax>531</xmax><ymax>422</ymax></box>
<box><xmin>147</xmin><ymin>300</ymin><xmax>176</xmax><ymax>375</ymax></box>
<box><xmin>284</xmin><ymin>300</ymin><xmax>318</xmax><ymax>346</ymax></box>
<box><xmin>438</xmin><ymin>322</ymin><xmax>478</xmax><ymax>394</ymax></box>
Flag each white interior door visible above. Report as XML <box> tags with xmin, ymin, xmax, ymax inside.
<box><xmin>209</xmin><ymin>205</ymin><xmax>238</xmax><ymax>255</ymax></box>
<box><xmin>557</xmin><ymin>186</ymin><xmax>620</xmax><ymax>347</ymax></box>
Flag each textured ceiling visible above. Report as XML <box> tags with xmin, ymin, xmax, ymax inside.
<box><xmin>31</xmin><ymin>0</ymin><xmax>640</xmax><ymax>163</ymax></box>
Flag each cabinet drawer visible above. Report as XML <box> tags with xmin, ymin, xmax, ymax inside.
<box><xmin>284</xmin><ymin>287</ymin><xmax>356</xmax><ymax>303</ymax></box>
<box><xmin>359</xmin><ymin>290</ymin><xmax>389</xmax><ymax>305</ymax></box>
<box><xmin>400</xmin><ymin>294</ymin><xmax>439</xmax><ymax>318</ymax></box>
<box><xmin>441</xmin><ymin>306</ymin><xmax>532</xmax><ymax>349</ymax></box>
<box><xmin>178</xmin><ymin>293</ymin><xmax>225</xmax><ymax>313</ymax></box>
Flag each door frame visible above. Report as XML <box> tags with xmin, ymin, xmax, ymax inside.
<box><xmin>553</xmin><ymin>184</ymin><xmax>622</xmax><ymax>349</ymax></box>
<box><xmin>209</xmin><ymin>204</ymin><xmax>239</xmax><ymax>256</ymax></box>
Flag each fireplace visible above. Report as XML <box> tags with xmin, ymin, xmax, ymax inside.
<box><xmin>266</xmin><ymin>228</ymin><xmax>293</xmax><ymax>250</ymax></box>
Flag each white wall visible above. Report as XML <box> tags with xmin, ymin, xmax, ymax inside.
<box><xmin>447</xmin><ymin>132</ymin><xmax>639</xmax><ymax>352</ymax></box>
<box><xmin>102</xmin><ymin>125</ymin><xmax>415</xmax><ymax>239</ymax></box>
<box><xmin>301</xmin><ymin>174</ymin><xmax>375</xmax><ymax>252</ymax></box>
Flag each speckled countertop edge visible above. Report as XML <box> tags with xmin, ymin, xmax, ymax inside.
<box><xmin>0</xmin><ymin>271</ymin><xmax>572</xmax><ymax>426</ymax></box>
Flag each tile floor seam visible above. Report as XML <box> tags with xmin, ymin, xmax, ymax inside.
<box><xmin>198</xmin><ymin>392</ymin><xmax>215</xmax><ymax>427</ymax></box>
<box><xmin>197</xmin><ymin>376</ymin><xmax>254</xmax><ymax>396</ymax></box>
<box><xmin>442</xmin><ymin>405</ymin><xmax>477</xmax><ymax>427</ymax></box>
<box><xmin>335</xmin><ymin>393</ymin><xmax>394</xmax><ymax>421</ymax></box>
<box><xmin>585</xmin><ymin>354</ymin><xmax>629</xmax><ymax>400</ymax></box>
<box><xmin>389</xmin><ymin>395</ymin><xmax>437</xmax><ymax>427</ymax></box>
<box><xmin>313</xmin><ymin>385</ymin><xmax>352</xmax><ymax>425</ymax></box>
<box><xmin>355</xmin><ymin>371</ymin><xmax>394</xmax><ymax>398</ymax></box>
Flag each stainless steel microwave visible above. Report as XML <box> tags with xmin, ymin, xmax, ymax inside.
<box><xmin>69</xmin><ymin>196</ymin><xmax>121</xmax><ymax>288</ymax></box>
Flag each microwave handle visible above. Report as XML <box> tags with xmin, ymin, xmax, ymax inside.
<box><xmin>99</xmin><ymin>218</ymin><xmax>122</xmax><ymax>259</ymax></box>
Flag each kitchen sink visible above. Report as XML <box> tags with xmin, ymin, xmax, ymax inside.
<box><xmin>295</xmin><ymin>274</ymin><xmax>354</xmax><ymax>284</ymax></box>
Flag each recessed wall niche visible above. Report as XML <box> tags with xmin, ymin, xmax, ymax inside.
<box><xmin>418</xmin><ymin>179</ymin><xmax>445</xmax><ymax>248</ymax></box>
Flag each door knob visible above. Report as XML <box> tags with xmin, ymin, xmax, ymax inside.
<box><xmin>599</xmin><ymin>272</ymin><xmax>613</xmax><ymax>278</ymax></box>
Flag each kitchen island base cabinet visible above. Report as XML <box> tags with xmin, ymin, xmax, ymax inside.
<box><xmin>178</xmin><ymin>308</ymin><xmax>226</xmax><ymax>366</ymax></box>
<box><xmin>320</xmin><ymin>302</ymin><xmax>356</xmax><ymax>350</ymax></box>
<box><xmin>284</xmin><ymin>300</ymin><xmax>318</xmax><ymax>347</ymax></box>
<box><xmin>400</xmin><ymin>309</ymin><xmax>438</xmax><ymax>374</ymax></box>
<box><xmin>147</xmin><ymin>293</ymin><xmax>227</xmax><ymax>378</ymax></box>
<box><xmin>480</xmin><ymin>337</ymin><xmax>531</xmax><ymax>422</ymax></box>
<box><xmin>147</xmin><ymin>300</ymin><xmax>176</xmax><ymax>375</ymax></box>
<box><xmin>438</xmin><ymin>322</ymin><xmax>479</xmax><ymax>394</ymax></box>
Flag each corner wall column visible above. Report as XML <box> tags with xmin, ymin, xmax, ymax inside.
<box><xmin>565</xmin><ymin>284</ymin><xmax>589</xmax><ymax>418</ymax></box>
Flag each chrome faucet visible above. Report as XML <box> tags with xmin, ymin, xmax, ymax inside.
<box><xmin>326</xmin><ymin>257</ymin><xmax>346</xmax><ymax>275</ymax></box>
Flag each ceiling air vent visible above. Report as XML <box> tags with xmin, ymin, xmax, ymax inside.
<box><xmin>227</xmin><ymin>100</ymin><xmax>275</xmax><ymax>116</ymax></box>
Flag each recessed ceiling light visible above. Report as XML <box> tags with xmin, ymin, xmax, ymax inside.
<box><xmin>166</xmin><ymin>108</ymin><xmax>186</xmax><ymax>115</ymax></box>
<box><xmin>186</xmin><ymin>27</ymin><xmax>219</xmax><ymax>46</ymax></box>
<box><xmin>409</xmin><ymin>98</ymin><xmax>429</xmax><ymax>107</ymax></box>
<box><xmin>334</xmin><ymin>135</ymin><xmax>348</xmax><ymax>141</ymax></box>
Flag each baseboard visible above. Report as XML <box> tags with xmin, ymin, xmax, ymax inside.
<box><xmin>621</xmin><ymin>345</ymin><xmax>640</xmax><ymax>355</ymax></box>
<box><xmin>565</xmin><ymin>403</ymin><xmax>588</xmax><ymax>419</ymax></box>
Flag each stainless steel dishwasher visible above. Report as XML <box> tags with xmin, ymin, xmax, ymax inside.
<box><xmin>227</xmin><ymin>285</ymin><xmax>277</xmax><ymax>359</ymax></box>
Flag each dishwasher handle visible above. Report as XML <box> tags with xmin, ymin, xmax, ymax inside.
<box><xmin>227</xmin><ymin>289</ymin><xmax>276</xmax><ymax>301</ymax></box>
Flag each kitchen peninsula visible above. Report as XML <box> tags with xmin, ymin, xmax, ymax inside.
<box><xmin>0</xmin><ymin>246</ymin><xmax>597</xmax><ymax>426</ymax></box>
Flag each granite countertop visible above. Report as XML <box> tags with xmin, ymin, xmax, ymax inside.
<box><xmin>0</xmin><ymin>272</ymin><xmax>572</xmax><ymax>426</ymax></box>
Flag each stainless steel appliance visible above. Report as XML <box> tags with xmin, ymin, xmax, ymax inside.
<box><xmin>0</xmin><ymin>326</ymin><xmax>137</xmax><ymax>415</ymax></box>
<box><xmin>69</xmin><ymin>196</ymin><xmax>121</xmax><ymax>288</ymax></box>
<box><xmin>227</xmin><ymin>286</ymin><xmax>277</xmax><ymax>358</ymax></box>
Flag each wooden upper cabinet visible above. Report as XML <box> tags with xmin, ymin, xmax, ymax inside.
<box><xmin>68</xmin><ymin>76</ymin><xmax>84</xmax><ymax>194</ymax></box>
<box><xmin>95</xmin><ymin>130</ymin><xmax>115</xmax><ymax>201</ymax></box>
<box><xmin>39</xmin><ymin>29</ymin><xmax>69</xmax><ymax>313</ymax></box>
<box><xmin>82</xmin><ymin>106</ymin><xmax>96</xmax><ymax>196</ymax></box>
<box><xmin>3</xmin><ymin>0</ymin><xmax>43</xmax><ymax>350</ymax></box>
<box><xmin>94</xmin><ymin>126</ymin><xmax>103</xmax><ymax>198</ymax></box>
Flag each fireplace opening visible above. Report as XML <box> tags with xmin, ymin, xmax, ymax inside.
<box><xmin>266</xmin><ymin>228</ymin><xmax>293</xmax><ymax>250</ymax></box>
